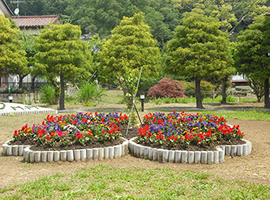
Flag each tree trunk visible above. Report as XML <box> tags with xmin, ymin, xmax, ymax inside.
<box><xmin>31</xmin><ymin>76</ymin><xmax>36</xmax><ymax>93</ymax></box>
<box><xmin>221</xmin><ymin>76</ymin><xmax>228</xmax><ymax>104</ymax></box>
<box><xmin>59</xmin><ymin>72</ymin><xmax>65</xmax><ymax>110</ymax></box>
<box><xmin>264</xmin><ymin>78</ymin><xmax>270</xmax><ymax>108</ymax></box>
<box><xmin>117</xmin><ymin>77</ymin><xmax>132</xmax><ymax>109</ymax></box>
<box><xmin>50</xmin><ymin>79</ymin><xmax>59</xmax><ymax>105</ymax></box>
<box><xmin>19</xmin><ymin>76</ymin><xmax>23</xmax><ymax>89</ymax></box>
<box><xmin>195</xmin><ymin>77</ymin><xmax>204</xmax><ymax>108</ymax></box>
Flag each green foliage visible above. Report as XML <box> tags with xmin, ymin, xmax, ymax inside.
<box><xmin>64</xmin><ymin>0</ymin><xmax>181</xmax><ymax>45</ymax></box>
<box><xmin>77</xmin><ymin>81</ymin><xmax>106</xmax><ymax>104</ymax></box>
<box><xmin>99</xmin><ymin>12</ymin><xmax>161</xmax><ymax>108</ymax></box>
<box><xmin>138</xmin><ymin>76</ymin><xmax>159</xmax><ymax>95</ymax></box>
<box><xmin>170</xmin><ymin>0</ymin><xmax>270</xmax><ymax>37</ymax></box>
<box><xmin>5</xmin><ymin>0</ymin><xmax>70</xmax><ymax>17</ymax></box>
<box><xmin>39</xmin><ymin>85</ymin><xmax>55</xmax><ymax>105</ymax></box>
<box><xmin>100</xmin><ymin>12</ymin><xmax>160</xmax><ymax>77</ymax></box>
<box><xmin>166</xmin><ymin>11</ymin><xmax>234</xmax><ymax>108</ymax></box>
<box><xmin>181</xmin><ymin>80</ymin><xmax>215</xmax><ymax>99</ymax></box>
<box><xmin>226</xmin><ymin>95</ymin><xmax>238</xmax><ymax>102</ymax></box>
<box><xmin>248</xmin><ymin>77</ymin><xmax>264</xmax><ymax>102</ymax></box>
<box><xmin>235</xmin><ymin>15</ymin><xmax>270</xmax><ymax>79</ymax></box>
<box><xmin>166</xmin><ymin>12</ymin><xmax>234</xmax><ymax>79</ymax></box>
<box><xmin>235</xmin><ymin>15</ymin><xmax>270</xmax><ymax>107</ymax></box>
<box><xmin>33</xmin><ymin>23</ymin><xmax>93</xmax><ymax>109</ymax></box>
<box><xmin>0</xmin><ymin>15</ymin><xmax>28</xmax><ymax>77</ymax></box>
<box><xmin>148</xmin><ymin>95</ymin><xmax>241</xmax><ymax>104</ymax></box>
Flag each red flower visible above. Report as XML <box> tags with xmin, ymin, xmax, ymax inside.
<box><xmin>46</xmin><ymin>135</ymin><xmax>51</xmax><ymax>140</ymax></box>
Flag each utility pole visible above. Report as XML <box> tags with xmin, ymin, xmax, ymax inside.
<box><xmin>10</xmin><ymin>0</ymin><xmax>26</xmax><ymax>16</ymax></box>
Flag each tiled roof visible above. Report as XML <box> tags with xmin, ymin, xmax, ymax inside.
<box><xmin>11</xmin><ymin>15</ymin><xmax>60</xmax><ymax>28</ymax></box>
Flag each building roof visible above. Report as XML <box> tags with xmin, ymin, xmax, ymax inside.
<box><xmin>11</xmin><ymin>15</ymin><xmax>60</xmax><ymax>28</ymax></box>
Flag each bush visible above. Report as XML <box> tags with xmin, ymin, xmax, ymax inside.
<box><xmin>77</xmin><ymin>81</ymin><xmax>106</xmax><ymax>103</ymax></box>
<box><xmin>226</xmin><ymin>95</ymin><xmax>238</xmax><ymax>102</ymax></box>
<box><xmin>39</xmin><ymin>85</ymin><xmax>55</xmax><ymax>105</ymax></box>
<box><xmin>147</xmin><ymin>77</ymin><xmax>186</xmax><ymax>99</ymax></box>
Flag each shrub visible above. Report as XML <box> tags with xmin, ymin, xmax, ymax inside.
<box><xmin>39</xmin><ymin>85</ymin><xmax>55</xmax><ymax>105</ymax></box>
<box><xmin>147</xmin><ymin>77</ymin><xmax>186</xmax><ymax>99</ymax></box>
<box><xmin>77</xmin><ymin>81</ymin><xmax>106</xmax><ymax>103</ymax></box>
<box><xmin>226</xmin><ymin>95</ymin><xmax>238</xmax><ymax>102</ymax></box>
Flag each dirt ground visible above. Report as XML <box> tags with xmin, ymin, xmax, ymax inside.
<box><xmin>0</xmin><ymin>103</ymin><xmax>270</xmax><ymax>189</ymax></box>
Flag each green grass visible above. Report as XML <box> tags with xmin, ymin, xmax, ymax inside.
<box><xmin>0</xmin><ymin>165</ymin><xmax>269</xmax><ymax>200</ymax></box>
<box><xmin>101</xmin><ymin>90</ymin><xmax>124</xmax><ymax>104</ymax></box>
<box><xmin>191</xmin><ymin>109</ymin><xmax>270</xmax><ymax>121</ymax></box>
<box><xmin>148</xmin><ymin>95</ymin><xmax>258</xmax><ymax>105</ymax></box>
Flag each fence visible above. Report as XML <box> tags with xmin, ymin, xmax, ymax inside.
<box><xmin>0</xmin><ymin>82</ymin><xmax>47</xmax><ymax>93</ymax></box>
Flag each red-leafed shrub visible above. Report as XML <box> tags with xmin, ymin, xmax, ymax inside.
<box><xmin>147</xmin><ymin>77</ymin><xmax>186</xmax><ymax>98</ymax></box>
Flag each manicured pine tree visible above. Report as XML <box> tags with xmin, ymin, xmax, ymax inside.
<box><xmin>0</xmin><ymin>15</ymin><xmax>28</xmax><ymax>81</ymax></box>
<box><xmin>99</xmin><ymin>12</ymin><xmax>161</xmax><ymax>107</ymax></box>
<box><xmin>166</xmin><ymin>12</ymin><xmax>234</xmax><ymax>108</ymax></box>
<box><xmin>33</xmin><ymin>23</ymin><xmax>93</xmax><ymax>110</ymax></box>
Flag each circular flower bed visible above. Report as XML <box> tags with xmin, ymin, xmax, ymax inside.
<box><xmin>128</xmin><ymin>110</ymin><xmax>251</xmax><ymax>164</ymax></box>
<box><xmin>136</xmin><ymin>110</ymin><xmax>245</xmax><ymax>150</ymax></box>
<box><xmin>3</xmin><ymin>110</ymin><xmax>251</xmax><ymax>164</ymax></box>
<box><xmin>10</xmin><ymin>112</ymin><xmax>130</xmax><ymax>151</ymax></box>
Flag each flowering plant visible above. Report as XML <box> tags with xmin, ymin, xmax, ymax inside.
<box><xmin>137</xmin><ymin>110</ymin><xmax>244</xmax><ymax>148</ymax></box>
<box><xmin>13</xmin><ymin>112</ymin><xmax>129</xmax><ymax>148</ymax></box>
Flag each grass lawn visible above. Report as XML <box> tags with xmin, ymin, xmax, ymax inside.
<box><xmin>0</xmin><ymin>165</ymin><xmax>269</xmax><ymax>199</ymax></box>
<box><xmin>188</xmin><ymin>109</ymin><xmax>270</xmax><ymax>121</ymax></box>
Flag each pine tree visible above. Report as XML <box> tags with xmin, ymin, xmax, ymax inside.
<box><xmin>166</xmin><ymin>12</ymin><xmax>234</xmax><ymax>108</ymax></box>
<box><xmin>33</xmin><ymin>23</ymin><xmax>93</xmax><ymax>110</ymax></box>
<box><xmin>0</xmin><ymin>16</ymin><xmax>28</xmax><ymax>80</ymax></box>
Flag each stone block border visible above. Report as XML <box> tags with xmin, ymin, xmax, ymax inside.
<box><xmin>2</xmin><ymin>138</ymin><xmax>128</xmax><ymax>163</ymax></box>
<box><xmin>0</xmin><ymin>110</ymin><xmax>57</xmax><ymax>116</ymax></box>
<box><xmin>220</xmin><ymin>139</ymin><xmax>252</xmax><ymax>157</ymax></box>
<box><xmin>2</xmin><ymin>137</ymin><xmax>252</xmax><ymax>164</ymax></box>
<box><xmin>128</xmin><ymin>137</ymin><xmax>252</xmax><ymax>164</ymax></box>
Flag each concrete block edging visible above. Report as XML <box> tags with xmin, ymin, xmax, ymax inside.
<box><xmin>2</xmin><ymin>138</ymin><xmax>128</xmax><ymax>163</ymax></box>
<box><xmin>128</xmin><ymin>137</ymin><xmax>252</xmax><ymax>164</ymax></box>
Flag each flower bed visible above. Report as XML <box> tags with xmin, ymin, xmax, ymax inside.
<box><xmin>11</xmin><ymin>112</ymin><xmax>129</xmax><ymax>149</ymax></box>
<box><xmin>3</xmin><ymin>112</ymin><xmax>131</xmax><ymax>162</ymax></box>
<box><xmin>128</xmin><ymin>110</ymin><xmax>252</xmax><ymax>163</ymax></box>
<box><xmin>2</xmin><ymin>110</ymin><xmax>252</xmax><ymax>164</ymax></box>
<box><xmin>137</xmin><ymin>110</ymin><xmax>245</xmax><ymax>150</ymax></box>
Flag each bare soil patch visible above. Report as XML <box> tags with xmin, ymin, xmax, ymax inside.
<box><xmin>0</xmin><ymin>103</ymin><xmax>270</xmax><ymax>189</ymax></box>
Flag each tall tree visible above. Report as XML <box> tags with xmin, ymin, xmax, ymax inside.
<box><xmin>169</xmin><ymin>0</ymin><xmax>269</xmax><ymax>103</ymax></box>
<box><xmin>235</xmin><ymin>15</ymin><xmax>270</xmax><ymax>108</ymax></box>
<box><xmin>166</xmin><ymin>12</ymin><xmax>234</xmax><ymax>108</ymax></box>
<box><xmin>99</xmin><ymin>12</ymin><xmax>161</xmax><ymax>107</ymax></box>
<box><xmin>33</xmin><ymin>23</ymin><xmax>93</xmax><ymax>110</ymax></box>
<box><xmin>0</xmin><ymin>16</ymin><xmax>27</xmax><ymax>83</ymax></box>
